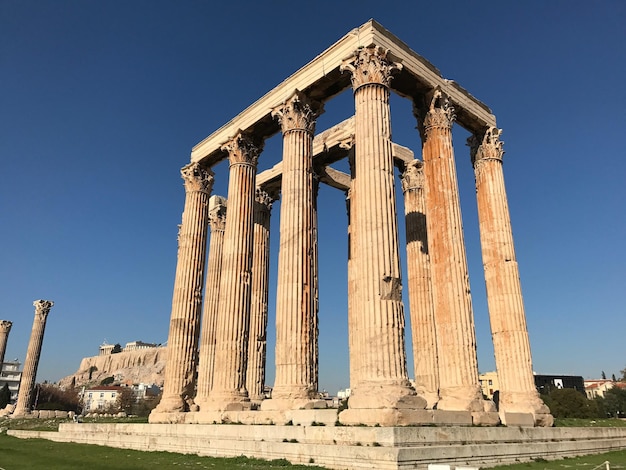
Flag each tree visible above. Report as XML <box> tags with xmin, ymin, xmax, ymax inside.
<box><xmin>111</xmin><ymin>343</ymin><xmax>122</xmax><ymax>354</ymax></box>
<box><xmin>100</xmin><ymin>376</ymin><xmax>115</xmax><ymax>386</ymax></box>
<box><xmin>613</xmin><ymin>374</ymin><xmax>617</xmax><ymax>382</ymax></box>
<box><xmin>601</xmin><ymin>371</ymin><xmax>606</xmax><ymax>380</ymax></box>
<box><xmin>621</xmin><ymin>366</ymin><xmax>626</xmax><ymax>381</ymax></box>
<box><xmin>88</xmin><ymin>365</ymin><xmax>98</xmax><ymax>380</ymax></box>
<box><xmin>603</xmin><ymin>387</ymin><xmax>626</xmax><ymax>418</ymax></box>
<box><xmin>115</xmin><ymin>387</ymin><xmax>135</xmax><ymax>414</ymax></box>
<box><xmin>0</xmin><ymin>383</ymin><xmax>11</xmax><ymax>409</ymax></box>
<box><xmin>35</xmin><ymin>384</ymin><xmax>80</xmax><ymax>412</ymax></box>
<box><xmin>541</xmin><ymin>388</ymin><xmax>598</xmax><ymax>419</ymax></box>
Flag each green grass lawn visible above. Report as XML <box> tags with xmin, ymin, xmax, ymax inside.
<box><xmin>0</xmin><ymin>434</ymin><xmax>326</xmax><ymax>470</ymax></box>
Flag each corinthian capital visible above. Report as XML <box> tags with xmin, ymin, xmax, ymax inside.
<box><xmin>221</xmin><ymin>131</ymin><xmax>263</xmax><ymax>167</ymax></box>
<box><xmin>400</xmin><ymin>159</ymin><xmax>425</xmax><ymax>193</ymax></box>
<box><xmin>468</xmin><ymin>127</ymin><xmax>504</xmax><ymax>166</ymax></box>
<box><xmin>414</xmin><ymin>89</ymin><xmax>456</xmax><ymax>137</ymax></box>
<box><xmin>181</xmin><ymin>162</ymin><xmax>215</xmax><ymax>194</ymax></box>
<box><xmin>33</xmin><ymin>300</ymin><xmax>54</xmax><ymax>319</ymax></box>
<box><xmin>272</xmin><ymin>90</ymin><xmax>322</xmax><ymax>135</ymax></box>
<box><xmin>0</xmin><ymin>320</ymin><xmax>12</xmax><ymax>332</ymax></box>
<box><xmin>341</xmin><ymin>44</ymin><xmax>402</xmax><ymax>90</ymax></box>
<box><xmin>208</xmin><ymin>195</ymin><xmax>227</xmax><ymax>232</ymax></box>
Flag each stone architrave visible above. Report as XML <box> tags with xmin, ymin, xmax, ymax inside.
<box><xmin>153</xmin><ymin>163</ymin><xmax>214</xmax><ymax>414</ymax></box>
<box><xmin>195</xmin><ymin>195</ymin><xmax>227</xmax><ymax>409</ymax></box>
<box><xmin>0</xmin><ymin>320</ymin><xmax>12</xmax><ymax>366</ymax></box>
<box><xmin>469</xmin><ymin>128</ymin><xmax>553</xmax><ymax>426</ymax></box>
<box><xmin>401</xmin><ymin>160</ymin><xmax>439</xmax><ymax>409</ymax></box>
<box><xmin>246</xmin><ymin>189</ymin><xmax>275</xmax><ymax>403</ymax></box>
<box><xmin>13</xmin><ymin>300</ymin><xmax>53</xmax><ymax>416</ymax></box>
<box><xmin>339</xmin><ymin>45</ymin><xmax>425</xmax><ymax>423</ymax></box>
<box><xmin>206</xmin><ymin>131</ymin><xmax>262</xmax><ymax>411</ymax></box>
<box><xmin>414</xmin><ymin>90</ymin><xmax>485</xmax><ymax>413</ymax></box>
<box><xmin>264</xmin><ymin>90</ymin><xmax>322</xmax><ymax>410</ymax></box>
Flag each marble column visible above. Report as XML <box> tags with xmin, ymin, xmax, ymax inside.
<box><xmin>264</xmin><ymin>90</ymin><xmax>322</xmax><ymax>409</ymax></box>
<box><xmin>206</xmin><ymin>131</ymin><xmax>261</xmax><ymax>411</ymax></box>
<box><xmin>246</xmin><ymin>189</ymin><xmax>275</xmax><ymax>403</ymax></box>
<box><xmin>469</xmin><ymin>127</ymin><xmax>553</xmax><ymax>426</ymax></box>
<box><xmin>401</xmin><ymin>160</ymin><xmax>439</xmax><ymax>409</ymax></box>
<box><xmin>0</xmin><ymin>320</ymin><xmax>12</xmax><ymax>366</ymax></box>
<box><xmin>195</xmin><ymin>195</ymin><xmax>227</xmax><ymax>409</ymax></box>
<box><xmin>152</xmin><ymin>163</ymin><xmax>214</xmax><ymax>415</ymax></box>
<box><xmin>13</xmin><ymin>300</ymin><xmax>53</xmax><ymax>416</ymax></box>
<box><xmin>414</xmin><ymin>89</ymin><xmax>484</xmax><ymax>412</ymax></box>
<box><xmin>339</xmin><ymin>45</ymin><xmax>425</xmax><ymax>422</ymax></box>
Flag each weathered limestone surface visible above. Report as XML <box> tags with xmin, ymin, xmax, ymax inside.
<box><xmin>205</xmin><ymin>132</ymin><xmax>261</xmax><ymax>411</ymax></box>
<box><xmin>401</xmin><ymin>160</ymin><xmax>439</xmax><ymax>409</ymax></box>
<box><xmin>58</xmin><ymin>347</ymin><xmax>167</xmax><ymax>389</ymax></box>
<box><xmin>247</xmin><ymin>189</ymin><xmax>274</xmax><ymax>403</ymax></box>
<box><xmin>0</xmin><ymin>320</ymin><xmax>12</xmax><ymax>366</ymax></box>
<box><xmin>339</xmin><ymin>45</ymin><xmax>425</xmax><ymax>423</ymax></box>
<box><xmin>154</xmin><ymin>163</ymin><xmax>213</xmax><ymax>414</ymax></box>
<box><xmin>195</xmin><ymin>195</ymin><xmax>227</xmax><ymax>409</ymax></box>
<box><xmin>469</xmin><ymin>128</ymin><xmax>552</xmax><ymax>426</ymax></box>
<box><xmin>265</xmin><ymin>91</ymin><xmax>322</xmax><ymax>410</ymax></box>
<box><xmin>13</xmin><ymin>424</ymin><xmax>626</xmax><ymax>470</ymax></box>
<box><xmin>415</xmin><ymin>90</ymin><xmax>485</xmax><ymax>413</ymax></box>
<box><xmin>13</xmin><ymin>300</ymin><xmax>53</xmax><ymax>416</ymax></box>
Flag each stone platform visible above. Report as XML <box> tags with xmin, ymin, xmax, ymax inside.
<box><xmin>9</xmin><ymin>423</ymin><xmax>626</xmax><ymax>470</ymax></box>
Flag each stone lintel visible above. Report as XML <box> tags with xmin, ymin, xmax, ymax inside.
<box><xmin>256</xmin><ymin>117</ymin><xmax>414</xmax><ymax>194</ymax></box>
<box><xmin>191</xmin><ymin>19</ymin><xmax>495</xmax><ymax>167</ymax></box>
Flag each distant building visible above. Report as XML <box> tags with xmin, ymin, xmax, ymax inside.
<box><xmin>534</xmin><ymin>374</ymin><xmax>585</xmax><ymax>395</ymax></box>
<box><xmin>0</xmin><ymin>360</ymin><xmax>22</xmax><ymax>403</ymax></box>
<box><xmin>337</xmin><ymin>388</ymin><xmax>351</xmax><ymax>400</ymax></box>
<box><xmin>83</xmin><ymin>385</ymin><xmax>124</xmax><ymax>412</ymax></box>
<box><xmin>99</xmin><ymin>340</ymin><xmax>158</xmax><ymax>356</ymax></box>
<box><xmin>123</xmin><ymin>341</ymin><xmax>158</xmax><ymax>352</ymax></box>
<box><xmin>479</xmin><ymin>371</ymin><xmax>500</xmax><ymax>400</ymax></box>
<box><xmin>478</xmin><ymin>371</ymin><xmax>585</xmax><ymax>399</ymax></box>
<box><xmin>584</xmin><ymin>379</ymin><xmax>615</xmax><ymax>399</ymax></box>
<box><xmin>99</xmin><ymin>343</ymin><xmax>114</xmax><ymax>356</ymax></box>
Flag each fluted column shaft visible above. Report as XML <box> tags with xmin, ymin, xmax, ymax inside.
<box><xmin>13</xmin><ymin>300</ymin><xmax>53</xmax><ymax>415</ymax></box>
<box><xmin>469</xmin><ymin>128</ymin><xmax>551</xmax><ymax>423</ymax></box>
<box><xmin>207</xmin><ymin>131</ymin><xmax>261</xmax><ymax>410</ymax></box>
<box><xmin>401</xmin><ymin>160</ymin><xmax>439</xmax><ymax>408</ymax></box>
<box><xmin>416</xmin><ymin>90</ymin><xmax>483</xmax><ymax>411</ymax></box>
<box><xmin>340</xmin><ymin>45</ymin><xmax>421</xmax><ymax>410</ymax></box>
<box><xmin>195</xmin><ymin>196</ymin><xmax>227</xmax><ymax>408</ymax></box>
<box><xmin>0</xmin><ymin>320</ymin><xmax>12</xmax><ymax>366</ymax></box>
<box><xmin>155</xmin><ymin>163</ymin><xmax>213</xmax><ymax>414</ymax></box>
<box><xmin>271</xmin><ymin>91</ymin><xmax>320</xmax><ymax>402</ymax></box>
<box><xmin>246</xmin><ymin>189</ymin><xmax>274</xmax><ymax>402</ymax></box>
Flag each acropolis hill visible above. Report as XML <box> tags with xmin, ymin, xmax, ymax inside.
<box><xmin>59</xmin><ymin>345</ymin><xmax>166</xmax><ymax>388</ymax></box>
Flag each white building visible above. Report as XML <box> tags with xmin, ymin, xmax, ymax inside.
<box><xmin>83</xmin><ymin>385</ymin><xmax>124</xmax><ymax>412</ymax></box>
<box><xmin>0</xmin><ymin>360</ymin><xmax>22</xmax><ymax>403</ymax></box>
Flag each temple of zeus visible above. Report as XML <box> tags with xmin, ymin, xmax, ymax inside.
<box><xmin>151</xmin><ymin>20</ymin><xmax>552</xmax><ymax>427</ymax></box>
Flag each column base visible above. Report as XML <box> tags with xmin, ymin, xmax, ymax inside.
<box><xmin>437</xmin><ymin>385</ymin><xmax>491</xmax><ymax>412</ymax></box>
<box><xmin>201</xmin><ymin>390</ymin><xmax>252</xmax><ymax>412</ymax></box>
<box><xmin>260</xmin><ymin>398</ymin><xmax>327</xmax><ymax>411</ymax></box>
<box><xmin>498</xmin><ymin>391</ymin><xmax>554</xmax><ymax>427</ymax></box>
<box><xmin>152</xmin><ymin>395</ymin><xmax>187</xmax><ymax>414</ymax></box>
<box><xmin>348</xmin><ymin>380</ymin><xmax>427</xmax><ymax>410</ymax></box>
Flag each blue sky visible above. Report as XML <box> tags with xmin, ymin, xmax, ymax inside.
<box><xmin>1</xmin><ymin>1</ymin><xmax>624</xmax><ymax>394</ymax></box>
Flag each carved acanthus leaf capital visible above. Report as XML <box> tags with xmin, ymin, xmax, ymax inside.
<box><xmin>272</xmin><ymin>90</ymin><xmax>322</xmax><ymax>135</ymax></box>
<box><xmin>33</xmin><ymin>300</ymin><xmax>54</xmax><ymax>319</ymax></box>
<box><xmin>400</xmin><ymin>159</ymin><xmax>425</xmax><ymax>193</ymax></box>
<box><xmin>341</xmin><ymin>44</ymin><xmax>402</xmax><ymax>90</ymax></box>
<box><xmin>0</xmin><ymin>320</ymin><xmax>12</xmax><ymax>332</ymax></box>
<box><xmin>255</xmin><ymin>188</ymin><xmax>276</xmax><ymax>211</ymax></box>
<box><xmin>468</xmin><ymin>127</ymin><xmax>504</xmax><ymax>166</ymax></box>
<box><xmin>208</xmin><ymin>195</ymin><xmax>227</xmax><ymax>232</ymax></box>
<box><xmin>181</xmin><ymin>162</ymin><xmax>215</xmax><ymax>194</ymax></box>
<box><xmin>414</xmin><ymin>89</ymin><xmax>456</xmax><ymax>137</ymax></box>
<box><xmin>221</xmin><ymin>131</ymin><xmax>263</xmax><ymax>167</ymax></box>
